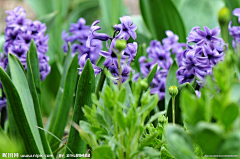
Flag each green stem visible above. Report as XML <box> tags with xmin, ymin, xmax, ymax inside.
<box><xmin>118</xmin><ymin>57</ymin><xmax>122</xmax><ymax>90</ymax></box>
<box><xmin>172</xmin><ymin>97</ymin><xmax>175</xmax><ymax>125</ymax></box>
<box><xmin>95</xmin><ymin>69</ymin><xmax>106</xmax><ymax>100</ymax></box>
<box><xmin>220</xmin><ymin>24</ymin><xmax>228</xmax><ymax>44</ymax></box>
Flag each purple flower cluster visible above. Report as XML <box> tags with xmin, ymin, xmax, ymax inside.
<box><xmin>62</xmin><ymin>18</ymin><xmax>102</xmax><ymax>65</ymax></box>
<box><xmin>177</xmin><ymin>26</ymin><xmax>227</xmax><ymax>86</ymax></box>
<box><xmin>85</xmin><ymin>16</ymin><xmax>138</xmax><ymax>83</ymax></box>
<box><xmin>4</xmin><ymin>6</ymin><xmax>50</xmax><ymax>81</ymax></box>
<box><xmin>138</xmin><ymin>31</ymin><xmax>185</xmax><ymax>100</ymax></box>
<box><xmin>229</xmin><ymin>8</ymin><xmax>240</xmax><ymax>49</ymax></box>
<box><xmin>0</xmin><ymin>54</ymin><xmax>7</xmax><ymax>111</ymax></box>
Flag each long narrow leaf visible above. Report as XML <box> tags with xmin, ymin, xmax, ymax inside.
<box><xmin>0</xmin><ymin>54</ymin><xmax>45</xmax><ymax>156</ymax></box>
<box><xmin>27</xmin><ymin>51</ymin><xmax>53</xmax><ymax>156</ymax></box>
<box><xmin>47</xmin><ymin>43</ymin><xmax>73</xmax><ymax>136</ymax></box>
<box><xmin>64</xmin><ymin>59</ymin><xmax>95</xmax><ymax>157</ymax></box>
<box><xmin>29</xmin><ymin>40</ymin><xmax>41</xmax><ymax>103</ymax></box>
<box><xmin>48</xmin><ymin>54</ymin><xmax>79</xmax><ymax>152</ymax></box>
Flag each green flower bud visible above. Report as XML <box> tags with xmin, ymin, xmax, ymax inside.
<box><xmin>168</xmin><ymin>85</ymin><xmax>178</xmax><ymax>97</ymax></box>
<box><xmin>115</xmin><ymin>39</ymin><xmax>127</xmax><ymax>51</ymax></box>
<box><xmin>140</xmin><ymin>79</ymin><xmax>148</xmax><ymax>90</ymax></box>
<box><xmin>158</xmin><ymin>115</ymin><xmax>168</xmax><ymax>125</ymax></box>
<box><xmin>218</xmin><ymin>7</ymin><xmax>231</xmax><ymax>25</ymax></box>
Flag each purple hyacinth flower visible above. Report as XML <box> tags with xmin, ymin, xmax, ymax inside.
<box><xmin>148</xmin><ymin>47</ymin><xmax>172</xmax><ymax>69</ymax></box>
<box><xmin>202</xmin><ymin>45</ymin><xmax>224</xmax><ymax>66</ymax></box>
<box><xmin>181</xmin><ymin>48</ymin><xmax>210</xmax><ymax>80</ymax></box>
<box><xmin>139</xmin><ymin>56</ymin><xmax>156</xmax><ymax>78</ymax></box>
<box><xmin>195</xmin><ymin>90</ymin><xmax>201</xmax><ymax>98</ymax></box>
<box><xmin>114</xmin><ymin>15</ymin><xmax>137</xmax><ymax>40</ymax></box>
<box><xmin>150</xmin><ymin>78</ymin><xmax>166</xmax><ymax>100</ymax></box>
<box><xmin>78</xmin><ymin>54</ymin><xmax>102</xmax><ymax>76</ymax></box>
<box><xmin>69</xmin><ymin>18</ymin><xmax>89</xmax><ymax>33</ymax></box>
<box><xmin>86</xmin><ymin>20</ymin><xmax>110</xmax><ymax>48</ymax></box>
<box><xmin>195</xmin><ymin>26</ymin><xmax>221</xmax><ymax>45</ymax></box>
<box><xmin>233</xmin><ymin>8</ymin><xmax>240</xmax><ymax>23</ymax></box>
<box><xmin>162</xmin><ymin>30</ymin><xmax>179</xmax><ymax>51</ymax></box>
<box><xmin>123</xmin><ymin>42</ymin><xmax>138</xmax><ymax>63</ymax></box>
<box><xmin>146</xmin><ymin>40</ymin><xmax>163</xmax><ymax>56</ymax></box>
<box><xmin>5</xmin><ymin>6</ymin><xmax>51</xmax><ymax>81</ymax></box>
<box><xmin>39</xmin><ymin>55</ymin><xmax>51</xmax><ymax>81</ymax></box>
<box><xmin>176</xmin><ymin>67</ymin><xmax>195</xmax><ymax>84</ymax></box>
<box><xmin>109</xmin><ymin>64</ymin><xmax>132</xmax><ymax>83</ymax></box>
<box><xmin>100</xmin><ymin>39</ymin><xmax>121</xmax><ymax>68</ymax></box>
<box><xmin>228</xmin><ymin>21</ymin><xmax>240</xmax><ymax>48</ymax></box>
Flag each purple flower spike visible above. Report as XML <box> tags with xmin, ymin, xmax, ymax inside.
<box><xmin>86</xmin><ymin>20</ymin><xmax>110</xmax><ymax>48</ymax></box>
<box><xmin>78</xmin><ymin>54</ymin><xmax>102</xmax><ymax>76</ymax></box>
<box><xmin>4</xmin><ymin>6</ymin><xmax>51</xmax><ymax>81</ymax></box>
<box><xmin>233</xmin><ymin>8</ymin><xmax>240</xmax><ymax>23</ymax></box>
<box><xmin>150</xmin><ymin>79</ymin><xmax>166</xmax><ymax>100</ymax></box>
<box><xmin>114</xmin><ymin>15</ymin><xmax>137</xmax><ymax>40</ymax></box>
<box><xmin>109</xmin><ymin>65</ymin><xmax>132</xmax><ymax>83</ymax></box>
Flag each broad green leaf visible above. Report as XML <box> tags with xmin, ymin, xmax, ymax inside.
<box><xmin>221</xmin><ymin>103</ymin><xmax>239</xmax><ymax>130</ymax></box>
<box><xmin>147</xmin><ymin>63</ymin><xmax>158</xmax><ymax>86</ymax></box>
<box><xmin>195</xmin><ymin>122</ymin><xmax>224</xmax><ymax>154</ymax></box>
<box><xmin>165</xmin><ymin>60</ymin><xmax>179</xmax><ymax>110</ymax></box>
<box><xmin>24</xmin><ymin>0</ymin><xmax>54</xmax><ymax>16</ymax></box>
<box><xmin>167</xmin><ymin>83</ymin><xmax>195</xmax><ymax>125</ymax></box>
<box><xmin>217</xmin><ymin>131</ymin><xmax>240</xmax><ymax>156</ymax></box>
<box><xmin>1</xmin><ymin>54</ymin><xmax>45</xmax><ymax>156</ymax></box>
<box><xmin>165</xmin><ymin>125</ymin><xmax>197</xmax><ymax>159</ymax></box>
<box><xmin>172</xmin><ymin>0</ymin><xmax>224</xmax><ymax>35</ymax></box>
<box><xmin>64</xmin><ymin>59</ymin><xmax>95</xmax><ymax>157</ymax></box>
<box><xmin>48</xmin><ymin>54</ymin><xmax>79</xmax><ymax>152</ymax></box>
<box><xmin>47</xmin><ymin>43</ymin><xmax>73</xmax><ymax>135</ymax></box>
<box><xmin>26</xmin><ymin>51</ymin><xmax>53</xmax><ymax>156</ymax></box>
<box><xmin>92</xmin><ymin>145</ymin><xmax>115</xmax><ymax>159</ymax></box>
<box><xmin>140</xmin><ymin>0</ymin><xmax>186</xmax><ymax>42</ymax></box>
<box><xmin>29</xmin><ymin>40</ymin><xmax>41</xmax><ymax>102</ymax></box>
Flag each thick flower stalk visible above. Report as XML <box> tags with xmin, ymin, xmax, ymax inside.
<box><xmin>229</xmin><ymin>8</ymin><xmax>240</xmax><ymax>49</ymax></box>
<box><xmin>177</xmin><ymin>26</ymin><xmax>227</xmax><ymax>87</ymax></box>
<box><xmin>4</xmin><ymin>6</ymin><xmax>51</xmax><ymax>81</ymax></box>
<box><xmin>62</xmin><ymin>18</ymin><xmax>103</xmax><ymax>65</ymax></box>
<box><xmin>85</xmin><ymin>16</ymin><xmax>138</xmax><ymax>84</ymax></box>
<box><xmin>138</xmin><ymin>31</ymin><xmax>185</xmax><ymax>100</ymax></box>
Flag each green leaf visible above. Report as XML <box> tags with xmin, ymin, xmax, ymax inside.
<box><xmin>27</xmin><ymin>51</ymin><xmax>53</xmax><ymax>156</ymax></box>
<box><xmin>47</xmin><ymin>43</ymin><xmax>73</xmax><ymax>135</ymax></box>
<box><xmin>195</xmin><ymin>122</ymin><xmax>224</xmax><ymax>154</ymax></box>
<box><xmin>172</xmin><ymin>0</ymin><xmax>224</xmax><ymax>35</ymax></box>
<box><xmin>165</xmin><ymin>125</ymin><xmax>197</xmax><ymax>159</ymax></box>
<box><xmin>221</xmin><ymin>103</ymin><xmax>239</xmax><ymax>129</ymax></box>
<box><xmin>24</xmin><ymin>0</ymin><xmax>54</xmax><ymax>16</ymax></box>
<box><xmin>92</xmin><ymin>145</ymin><xmax>115</xmax><ymax>159</ymax></box>
<box><xmin>147</xmin><ymin>63</ymin><xmax>158</xmax><ymax>86</ymax></box>
<box><xmin>140</xmin><ymin>0</ymin><xmax>186</xmax><ymax>42</ymax></box>
<box><xmin>64</xmin><ymin>59</ymin><xmax>95</xmax><ymax>157</ymax></box>
<box><xmin>29</xmin><ymin>40</ymin><xmax>41</xmax><ymax>102</ymax></box>
<box><xmin>48</xmin><ymin>54</ymin><xmax>79</xmax><ymax>152</ymax></box>
<box><xmin>165</xmin><ymin>60</ymin><xmax>179</xmax><ymax>110</ymax></box>
<box><xmin>1</xmin><ymin>54</ymin><xmax>45</xmax><ymax>156</ymax></box>
<box><xmin>217</xmin><ymin>131</ymin><xmax>240</xmax><ymax>156</ymax></box>
<box><xmin>167</xmin><ymin>83</ymin><xmax>195</xmax><ymax>125</ymax></box>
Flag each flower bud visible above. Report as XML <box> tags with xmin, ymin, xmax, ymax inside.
<box><xmin>168</xmin><ymin>85</ymin><xmax>178</xmax><ymax>97</ymax></box>
<box><xmin>218</xmin><ymin>7</ymin><xmax>231</xmax><ymax>25</ymax></box>
<box><xmin>115</xmin><ymin>39</ymin><xmax>127</xmax><ymax>51</ymax></box>
<box><xmin>140</xmin><ymin>79</ymin><xmax>148</xmax><ymax>90</ymax></box>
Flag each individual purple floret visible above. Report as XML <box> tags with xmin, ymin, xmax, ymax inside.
<box><xmin>62</xmin><ymin>17</ymin><xmax>102</xmax><ymax>65</ymax></box>
<box><xmin>78</xmin><ymin>54</ymin><xmax>102</xmax><ymax>76</ymax></box>
<box><xmin>229</xmin><ymin>8</ymin><xmax>240</xmax><ymax>49</ymax></box>
<box><xmin>114</xmin><ymin>15</ymin><xmax>137</xmax><ymax>40</ymax></box>
<box><xmin>86</xmin><ymin>20</ymin><xmax>111</xmax><ymax>48</ymax></box>
<box><xmin>177</xmin><ymin>26</ymin><xmax>227</xmax><ymax>87</ymax></box>
<box><xmin>4</xmin><ymin>6</ymin><xmax>51</xmax><ymax>81</ymax></box>
<box><xmin>233</xmin><ymin>8</ymin><xmax>240</xmax><ymax>23</ymax></box>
